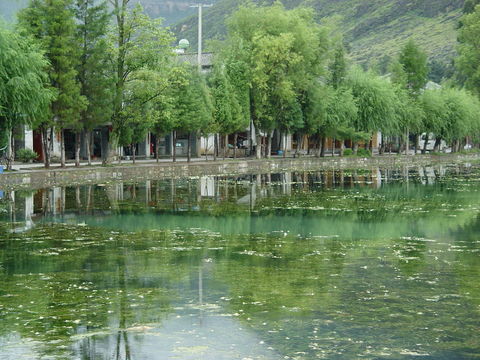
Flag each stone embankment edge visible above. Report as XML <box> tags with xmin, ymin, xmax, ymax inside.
<box><xmin>0</xmin><ymin>154</ymin><xmax>479</xmax><ymax>191</ymax></box>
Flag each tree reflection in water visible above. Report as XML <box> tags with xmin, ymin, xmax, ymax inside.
<box><xmin>0</xmin><ymin>162</ymin><xmax>479</xmax><ymax>359</ymax></box>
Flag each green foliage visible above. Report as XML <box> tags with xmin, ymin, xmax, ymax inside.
<box><xmin>18</xmin><ymin>0</ymin><xmax>86</xmax><ymax>131</ymax></box>
<box><xmin>457</xmin><ymin>5</ymin><xmax>480</xmax><ymax>97</ymax></box>
<box><xmin>74</xmin><ymin>0</ymin><xmax>113</xmax><ymax>132</ymax></box>
<box><xmin>0</xmin><ymin>24</ymin><xmax>52</xmax><ymax>127</ymax></box>
<box><xmin>329</xmin><ymin>44</ymin><xmax>347</xmax><ymax>90</ymax></box>
<box><xmin>226</xmin><ymin>3</ymin><xmax>330</xmax><ymax>134</ymax></box>
<box><xmin>463</xmin><ymin>0</ymin><xmax>480</xmax><ymax>14</ymax></box>
<box><xmin>0</xmin><ymin>22</ymin><xmax>52</xmax><ymax>168</ymax></box>
<box><xmin>356</xmin><ymin>148</ymin><xmax>372</xmax><ymax>157</ymax></box>
<box><xmin>172</xmin><ymin>68</ymin><xmax>213</xmax><ymax>135</ymax></box>
<box><xmin>107</xmin><ymin>2</ymin><xmax>174</xmax><ymax>153</ymax></box>
<box><xmin>343</xmin><ymin>148</ymin><xmax>353</xmax><ymax>156</ymax></box>
<box><xmin>398</xmin><ymin>39</ymin><xmax>429</xmax><ymax>96</ymax></box>
<box><xmin>208</xmin><ymin>66</ymin><xmax>238</xmax><ymax>135</ymax></box>
<box><xmin>428</xmin><ymin>59</ymin><xmax>454</xmax><ymax>83</ymax></box>
<box><xmin>441</xmin><ymin>88</ymin><xmax>480</xmax><ymax>143</ymax></box>
<box><xmin>16</xmin><ymin>148</ymin><xmax>38</xmax><ymax>163</ymax></box>
<box><xmin>419</xmin><ymin>89</ymin><xmax>448</xmax><ymax>136</ymax></box>
<box><xmin>347</xmin><ymin>67</ymin><xmax>397</xmax><ymax>135</ymax></box>
<box><xmin>326</xmin><ymin>87</ymin><xmax>358</xmax><ymax>137</ymax></box>
<box><xmin>392</xmin><ymin>85</ymin><xmax>425</xmax><ymax>135</ymax></box>
<box><xmin>419</xmin><ymin>87</ymin><xmax>480</xmax><ymax>145</ymax></box>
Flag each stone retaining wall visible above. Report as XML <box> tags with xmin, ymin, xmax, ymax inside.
<box><xmin>0</xmin><ymin>154</ymin><xmax>479</xmax><ymax>190</ymax></box>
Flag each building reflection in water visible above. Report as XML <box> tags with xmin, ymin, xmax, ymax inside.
<box><xmin>0</xmin><ymin>164</ymin><xmax>468</xmax><ymax>231</ymax></box>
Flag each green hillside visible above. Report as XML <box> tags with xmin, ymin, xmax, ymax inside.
<box><xmin>0</xmin><ymin>0</ymin><xmax>220</xmax><ymax>26</ymax></box>
<box><xmin>174</xmin><ymin>0</ymin><xmax>464</xmax><ymax>66</ymax></box>
<box><xmin>1</xmin><ymin>0</ymin><xmax>464</xmax><ymax>66</ymax></box>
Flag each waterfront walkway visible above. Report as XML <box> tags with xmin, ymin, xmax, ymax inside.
<box><xmin>9</xmin><ymin>155</ymin><xmax>243</xmax><ymax>172</ymax></box>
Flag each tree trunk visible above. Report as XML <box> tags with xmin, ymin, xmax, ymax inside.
<box><xmin>320</xmin><ymin>136</ymin><xmax>327</xmax><ymax>157</ymax></box>
<box><xmin>266</xmin><ymin>131</ymin><xmax>272</xmax><ymax>159</ymax></box>
<box><xmin>104</xmin><ymin>131</ymin><xmax>119</xmax><ymax>165</ymax></box>
<box><xmin>233</xmin><ymin>132</ymin><xmax>237</xmax><ymax>159</ymax></box>
<box><xmin>340</xmin><ymin>139</ymin><xmax>345</xmax><ymax>157</ymax></box>
<box><xmin>75</xmin><ymin>132</ymin><xmax>81</xmax><ymax>167</ymax></box>
<box><xmin>132</xmin><ymin>144</ymin><xmax>136</xmax><ymax>164</ymax></box>
<box><xmin>379</xmin><ymin>134</ymin><xmax>385</xmax><ymax>155</ymax></box>
<box><xmin>75</xmin><ymin>186</ymin><xmax>81</xmax><ymax>208</ymax></box>
<box><xmin>118</xmin><ymin>140</ymin><xmax>122</xmax><ymax>164</ymax></box>
<box><xmin>422</xmin><ymin>133</ymin><xmax>429</xmax><ymax>154</ymax></box>
<box><xmin>353</xmin><ymin>141</ymin><xmax>359</xmax><ymax>155</ymax></box>
<box><xmin>414</xmin><ymin>134</ymin><xmax>419</xmax><ymax>155</ymax></box>
<box><xmin>214</xmin><ymin>134</ymin><xmax>218</xmax><ymax>161</ymax></box>
<box><xmin>223</xmin><ymin>134</ymin><xmax>228</xmax><ymax>160</ymax></box>
<box><xmin>41</xmin><ymin>127</ymin><xmax>51</xmax><ymax>168</ymax></box>
<box><xmin>332</xmin><ymin>138</ymin><xmax>336</xmax><ymax>157</ymax></box>
<box><xmin>172</xmin><ymin>131</ymin><xmax>177</xmax><ymax>162</ymax></box>
<box><xmin>60</xmin><ymin>129</ymin><xmax>66</xmax><ymax>168</ymax></box>
<box><xmin>205</xmin><ymin>136</ymin><xmax>208</xmax><ymax>161</ymax></box>
<box><xmin>433</xmin><ymin>137</ymin><xmax>442</xmax><ymax>152</ymax></box>
<box><xmin>187</xmin><ymin>132</ymin><xmax>192</xmax><ymax>163</ymax></box>
<box><xmin>283</xmin><ymin>132</ymin><xmax>287</xmax><ymax>158</ymax></box>
<box><xmin>156</xmin><ymin>135</ymin><xmax>160</xmax><ymax>163</ymax></box>
<box><xmin>255</xmin><ymin>134</ymin><xmax>262</xmax><ymax>159</ymax></box>
<box><xmin>86</xmin><ymin>130</ymin><xmax>92</xmax><ymax>166</ymax></box>
<box><xmin>404</xmin><ymin>127</ymin><xmax>409</xmax><ymax>156</ymax></box>
<box><xmin>5</xmin><ymin>128</ymin><xmax>13</xmax><ymax>171</ymax></box>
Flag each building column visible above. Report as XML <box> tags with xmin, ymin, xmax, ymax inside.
<box><xmin>24</xmin><ymin>126</ymin><xmax>34</xmax><ymax>151</ymax></box>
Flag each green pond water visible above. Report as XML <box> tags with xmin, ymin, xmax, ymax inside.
<box><xmin>0</xmin><ymin>163</ymin><xmax>479</xmax><ymax>359</ymax></box>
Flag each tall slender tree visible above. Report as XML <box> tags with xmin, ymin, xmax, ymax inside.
<box><xmin>457</xmin><ymin>5</ymin><xmax>480</xmax><ymax>97</ymax></box>
<box><xmin>106</xmin><ymin>1</ymin><xmax>173</xmax><ymax>163</ymax></box>
<box><xmin>19</xmin><ymin>0</ymin><xmax>86</xmax><ymax>168</ymax></box>
<box><xmin>393</xmin><ymin>39</ymin><xmax>428</xmax><ymax>154</ymax></box>
<box><xmin>74</xmin><ymin>0</ymin><xmax>112</xmax><ymax>166</ymax></box>
<box><xmin>172</xmin><ymin>69</ymin><xmax>213</xmax><ymax>163</ymax></box>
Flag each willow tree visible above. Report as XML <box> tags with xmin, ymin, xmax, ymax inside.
<box><xmin>347</xmin><ymin>68</ymin><xmax>398</xmax><ymax>154</ymax></box>
<box><xmin>391</xmin><ymin>85</ymin><xmax>425</xmax><ymax>154</ymax></box>
<box><xmin>0</xmin><ymin>25</ymin><xmax>52</xmax><ymax>171</ymax></box>
<box><xmin>325</xmin><ymin>88</ymin><xmax>358</xmax><ymax>156</ymax></box>
<box><xmin>19</xmin><ymin>0</ymin><xmax>86</xmax><ymax>168</ymax></box>
<box><xmin>441</xmin><ymin>88</ymin><xmax>480</xmax><ymax>151</ymax></box>
<box><xmin>225</xmin><ymin>3</ymin><xmax>330</xmax><ymax>158</ymax></box>
<box><xmin>107</xmin><ymin>1</ymin><xmax>174</xmax><ymax>163</ymax></box>
<box><xmin>418</xmin><ymin>89</ymin><xmax>448</xmax><ymax>152</ymax></box>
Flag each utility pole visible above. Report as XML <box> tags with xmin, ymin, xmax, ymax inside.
<box><xmin>189</xmin><ymin>3</ymin><xmax>212</xmax><ymax>71</ymax></box>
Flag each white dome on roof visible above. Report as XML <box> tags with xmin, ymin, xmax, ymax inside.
<box><xmin>179</xmin><ymin>39</ymin><xmax>190</xmax><ymax>49</ymax></box>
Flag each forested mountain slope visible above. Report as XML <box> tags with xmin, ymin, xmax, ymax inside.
<box><xmin>174</xmin><ymin>0</ymin><xmax>464</xmax><ymax>66</ymax></box>
<box><xmin>0</xmin><ymin>0</ymin><xmax>464</xmax><ymax>66</ymax></box>
<box><xmin>0</xmin><ymin>0</ymin><xmax>220</xmax><ymax>25</ymax></box>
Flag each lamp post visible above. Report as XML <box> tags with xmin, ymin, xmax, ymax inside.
<box><xmin>189</xmin><ymin>3</ymin><xmax>212</xmax><ymax>71</ymax></box>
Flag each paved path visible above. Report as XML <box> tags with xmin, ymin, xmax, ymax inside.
<box><xmin>9</xmin><ymin>156</ymin><xmax>246</xmax><ymax>171</ymax></box>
